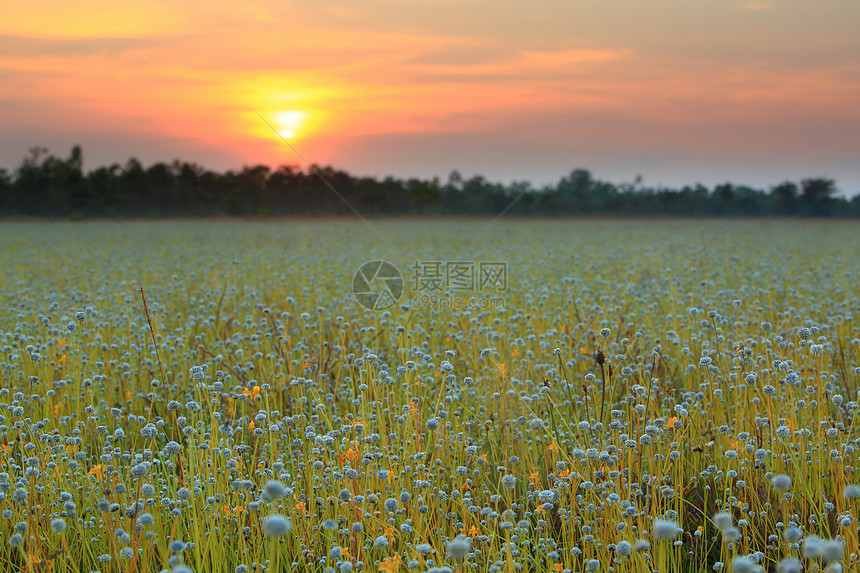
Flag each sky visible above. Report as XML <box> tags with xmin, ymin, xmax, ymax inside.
<box><xmin>1</xmin><ymin>0</ymin><xmax>859</xmax><ymax>194</ymax></box>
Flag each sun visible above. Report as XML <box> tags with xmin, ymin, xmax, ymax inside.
<box><xmin>273</xmin><ymin>111</ymin><xmax>307</xmax><ymax>140</ymax></box>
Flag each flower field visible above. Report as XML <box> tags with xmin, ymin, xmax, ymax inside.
<box><xmin>0</xmin><ymin>219</ymin><xmax>858</xmax><ymax>573</ymax></box>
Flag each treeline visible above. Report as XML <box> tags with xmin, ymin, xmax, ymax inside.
<box><xmin>1</xmin><ymin>145</ymin><xmax>858</xmax><ymax>218</ymax></box>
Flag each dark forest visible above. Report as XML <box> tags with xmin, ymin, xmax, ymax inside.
<box><xmin>2</xmin><ymin>145</ymin><xmax>857</xmax><ymax>218</ymax></box>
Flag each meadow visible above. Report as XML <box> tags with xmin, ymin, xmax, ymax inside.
<box><xmin>0</xmin><ymin>219</ymin><xmax>858</xmax><ymax>573</ymax></box>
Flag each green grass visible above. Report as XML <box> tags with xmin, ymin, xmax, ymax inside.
<box><xmin>0</xmin><ymin>219</ymin><xmax>858</xmax><ymax>573</ymax></box>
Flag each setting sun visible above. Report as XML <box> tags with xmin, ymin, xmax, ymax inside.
<box><xmin>273</xmin><ymin>111</ymin><xmax>307</xmax><ymax>140</ymax></box>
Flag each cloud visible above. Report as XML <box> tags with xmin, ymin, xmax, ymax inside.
<box><xmin>404</xmin><ymin>45</ymin><xmax>633</xmax><ymax>88</ymax></box>
<box><xmin>0</xmin><ymin>34</ymin><xmax>163</xmax><ymax>58</ymax></box>
<box><xmin>738</xmin><ymin>1</ymin><xmax>775</xmax><ymax>11</ymax></box>
<box><xmin>407</xmin><ymin>44</ymin><xmax>515</xmax><ymax>66</ymax></box>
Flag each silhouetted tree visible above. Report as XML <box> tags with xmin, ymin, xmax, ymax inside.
<box><xmin>800</xmin><ymin>178</ymin><xmax>836</xmax><ymax>216</ymax></box>
<box><xmin>87</xmin><ymin>164</ymin><xmax>121</xmax><ymax>214</ymax></box>
<box><xmin>0</xmin><ymin>168</ymin><xmax>10</xmax><ymax>214</ymax></box>
<box><xmin>120</xmin><ymin>158</ymin><xmax>148</xmax><ymax>212</ymax></box>
<box><xmin>145</xmin><ymin>162</ymin><xmax>177</xmax><ymax>213</ymax></box>
<box><xmin>557</xmin><ymin>169</ymin><xmax>594</xmax><ymax>213</ymax></box>
<box><xmin>0</xmin><ymin>145</ymin><xmax>856</xmax><ymax>219</ymax></box>
<box><xmin>405</xmin><ymin>177</ymin><xmax>442</xmax><ymax>213</ymax></box>
<box><xmin>771</xmin><ymin>181</ymin><xmax>799</xmax><ymax>215</ymax></box>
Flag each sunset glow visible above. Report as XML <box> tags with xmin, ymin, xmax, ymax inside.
<box><xmin>1</xmin><ymin>0</ymin><xmax>859</xmax><ymax>190</ymax></box>
<box><xmin>272</xmin><ymin>111</ymin><xmax>307</xmax><ymax>140</ymax></box>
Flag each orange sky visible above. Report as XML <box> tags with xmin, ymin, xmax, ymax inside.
<box><xmin>2</xmin><ymin>0</ymin><xmax>859</xmax><ymax>192</ymax></box>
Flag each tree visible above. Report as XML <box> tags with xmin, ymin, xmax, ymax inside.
<box><xmin>120</xmin><ymin>158</ymin><xmax>148</xmax><ymax>212</ymax></box>
<box><xmin>174</xmin><ymin>161</ymin><xmax>206</xmax><ymax>213</ymax></box>
<box><xmin>557</xmin><ymin>168</ymin><xmax>594</xmax><ymax>213</ymax></box>
<box><xmin>0</xmin><ymin>168</ymin><xmax>10</xmax><ymax>214</ymax></box>
<box><xmin>405</xmin><ymin>177</ymin><xmax>442</xmax><ymax>212</ymax></box>
<box><xmin>145</xmin><ymin>162</ymin><xmax>177</xmax><ymax>213</ymax></box>
<box><xmin>1</xmin><ymin>143</ymin><xmax>857</xmax><ymax>218</ymax></box>
<box><xmin>770</xmin><ymin>181</ymin><xmax>798</xmax><ymax>215</ymax></box>
<box><xmin>11</xmin><ymin>147</ymin><xmax>54</xmax><ymax>214</ymax></box>
<box><xmin>265</xmin><ymin>165</ymin><xmax>300</xmax><ymax>214</ymax></box>
<box><xmin>800</xmin><ymin>178</ymin><xmax>836</xmax><ymax>216</ymax></box>
<box><xmin>61</xmin><ymin>145</ymin><xmax>90</xmax><ymax>213</ymax></box>
<box><xmin>801</xmin><ymin>178</ymin><xmax>836</xmax><ymax>201</ymax></box>
<box><xmin>87</xmin><ymin>164</ymin><xmax>122</xmax><ymax>214</ymax></box>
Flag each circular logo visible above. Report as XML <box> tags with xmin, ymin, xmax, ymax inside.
<box><xmin>352</xmin><ymin>260</ymin><xmax>403</xmax><ymax>310</ymax></box>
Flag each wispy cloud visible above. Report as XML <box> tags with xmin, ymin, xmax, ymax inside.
<box><xmin>738</xmin><ymin>1</ymin><xmax>775</xmax><ymax>12</ymax></box>
<box><xmin>0</xmin><ymin>34</ymin><xmax>164</xmax><ymax>58</ymax></box>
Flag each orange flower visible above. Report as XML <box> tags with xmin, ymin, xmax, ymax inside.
<box><xmin>384</xmin><ymin>526</ymin><xmax>396</xmax><ymax>543</ymax></box>
<box><xmin>666</xmin><ymin>416</ymin><xmax>678</xmax><ymax>429</ymax></box>
<box><xmin>88</xmin><ymin>464</ymin><xmax>104</xmax><ymax>479</ymax></box>
<box><xmin>380</xmin><ymin>555</ymin><xmax>400</xmax><ymax>573</ymax></box>
<box><xmin>221</xmin><ymin>504</ymin><xmax>245</xmax><ymax>516</ymax></box>
<box><xmin>547</xmin><ymin>443</ymin><xmax>559</xmax><ymax>452</ymax></box>
<box><xmin>339</xmin><ymin>448</ymin><xmax>359</xmax><ymax>465</ymax></box>
<box><xmin>242</xmin><ymin>385</ymin><xmax>262</xmax><ymax>401</ymax></box>
<box><xmin>294</xmin><ymin>499</ymin><xmax>307</xmax><ymax>517</ymax></box>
